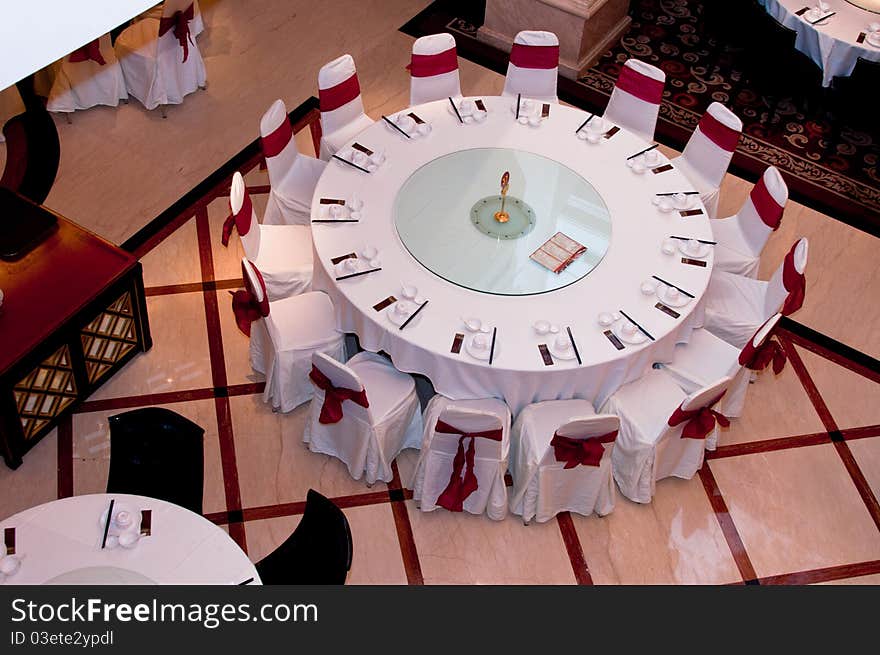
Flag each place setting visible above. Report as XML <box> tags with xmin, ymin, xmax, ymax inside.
<box><xmin>312</xmin><ymin>194</ymin><xmax>365</xmax><ymax>223</ymax></box>
<box><xmin>382</xmin><ymin>110</ymin><xmax>433</xmax><ymax>139</ymax></box>
<box><xmin>800</xmin><ymin>2</ymin><xmax>835</xmax><ymax>25</ymax></box>
<box><xmin>0</xmin><ymin>527</ymin><xmax>22</xmax><ymax>583</ymax></box>
<box><xmin>638</xmin><ymin>275</ymin><xmax>694</xmax><ymax>319</ymax></box>
<box><xmin>861</xmin><ymin>21</ymin><xmax>880</xmax><ymax>47</ymax></box>
<box><xmin>625</xmin><ymin>143</ymin><xmax>664</xmax><ymax>175</ymax></box>
<box><xmin>597</xmin><ymin>309</ymin><xmax>654</xmax><ymax>348</ymax></box>
<box><xmin>533</xmin><ymin>320</ymin><xmax>582</xmax><ymax>365</ymax></box>
<box><xmin>574</xmin><ymin>114</ymin><xmax>617</xmax><ymax>143</ymax></box>
<box><xmin>99</xmin><ymin>498</ymin><xmax>149</xmax><ymax>550</ymax></box>
<box><xmin>448</xmin><ymin>96</ymin><xmax>489</xmax><ymax>124</ymax></box>
<box><xmin>332</xmin><ymin>142</ymin><xmax>386</xmax><ymax>173</ymax></box>
<box><xmin>333</xmin><ymin>247</ymin><xmax>382</xmax><ymax>280</ymax></box>
<box><xmin>652</xmin><ymin>191</ymin><xmax>702</xmax><ymax>216</ymax></box>
<box><xmin>385</xmin><ymin>283</ymin><xmax>428</xmax><ymax>330</ymax></box>
<box><xmin>511</xmin><ymin>94</ymin><xmax>551</xmax><ymax>127</ymax></box>
<box><xmin>460</xmin><ymin>317</ymin><xmax>497</xmax><ymax>364</ymax></box>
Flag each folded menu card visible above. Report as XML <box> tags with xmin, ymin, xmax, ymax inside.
<box><xmin>530</xmin><ymin>232</ymin><xmax>587</xmax><ymax>274</ymax></box>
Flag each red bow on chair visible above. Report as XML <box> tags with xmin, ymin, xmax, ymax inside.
<box><xmin>739</xmin><ymin>338</ymin><xmax>787</xmax><ymax>374</ymax></box>
<box><xmin>308</xmin><ymin>366</ymin><xmax>369</xmax><ymax>424</ymax></box>
<box><xmin>550</xmin><ymin>431</ymin><xmax>617</xmax><ymax>468</ymax></box>
<box><xmin>231</xmin><ymin>289</ymin><xmax>262</xmax><ymax>336</ymax></box>
<box><xmin>159</xmin><ymin>4</ymin><xmax>195</xmax><ymax>63</ymax></box>
<box><xmin>781</xmin><ymin>246</ymin><xmax>806</xmax><ymax>316</ymax></box>
<box><xmin>69</xmin><ymin>39</ymin><xmax>105</xmax><ymax>66</ymax></box>
<box><xmin>221</xmin><ymin>212</ymin><xmax>236</xmax><ymax>247</ymax></box>
<box><xmin>434</xmin><ymin>420</ymin><xmax>503</xmax><ymax>512</ymax></box>
<box><xmin>667</xmin><ymin>393</ymin><xmax>730</xmax><ymax>440</ymax></box>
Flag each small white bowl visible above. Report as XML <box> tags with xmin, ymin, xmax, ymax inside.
<box><xmin>350</xmin><ymin>210</ymin><xmax>362</xmax><ymax>220</ymax></box>
<box><xmin>869</xmin><ymin>22</ymin><xmax>880</xmax><ymax>32</ymax></box>
<box><xmin>631</xmin><ymin>162</ymin><xmax>646</xmax><ymax>175</ymax></box>
<box><xmin>329</xmin><ymin>204</ymin><xmax>343</xmax><ymax>218</ymax></box>
<box><xmin>528</xmin><ymin>115</ymin><xmax>541</xmax><ymax>127</ymax></box>
<box><xmin>597</xmin><ymin>312</ymin><xmax>614</xmax><ymax>327</ymax></box>
<box><xmin>418</xmin><ymin>123</ymin><xmax>432</xmax><ymax>135</ymax></box>
<box><xmin>665</xmin><ymin>286</ymin><xmax>681</xmax><ymax>301</ymax></box>
<box><xmin>517</xmin><ymin>116</ymin><xmax>529</xmax><ymax>125</ymax></box>
<box><xmin>673</xmin><ymin>193</ymin><xmax>690</xmax><ymax>210</ymax></box>
<box><xmin>0</xmin><ymin>555</ymin><xmax>21</xmax><ymax>575</ymax></box>
<box><xmin>586</xmin><ymin>132</ymin><xmax>601</xmax><ymax>144</ymax></box>
<box><xmin>362</xmin><ymin>245</ymin><xmax>378</xmax><ymax>260</ymax></box>
<box><xmin>394</xmin><ymin>302</ymin><xmax>411</xmax><ymax>317</ymax></box>
<box><xmin>463</xmin><ymin>317</ymin><xmax>482</xmax><ymax>332</ymax></box>
<box><xmin>645</xmin><ymin>150</ymin><xmax>660</xmax><ymax>165</ymax></box>
<box><xmin>576</xmin><ymin>130</ymin><xmax>588</xmax><ymax>140</ymax></box>
<box><xmin>460</xmin><ymin>100</ymin><xmax>476</xmax><ymax>116</ymax></box>
<box><xmin>661</xmin><ymin>239</ymin><xmax>677</xmax><ymax>255</ymax></box>
<box><xmin>343</xmin><ymin>258</ymin><xmax>359</xmax><ymax>272</ymax></box>
<box><xmin>115</xmin><ymin>510</ymin><xmax>133</xmax><ymax>528</ymax></box>
<box><xmin>349</xmin><ymin>194</ymin><xmax>364</xmax><ymax>211</ymax></box>
<box><xmin>474</xmin><ymin>110</ymin><xmax>488</xmax><ymax>123</ymax></box>
<box><xmin>640</xmin><ymin>280</ymin><xmax>656</xmax><ymax>295</ymax></box>
<box><xmin>533</xmin><ymin>320</ymin><xmax>551</xmax><ymax>335</ymax></box>
<box><xmin>353</xmin><ymin>152</ymin><xmax>369</xmax><ymax>167</ymax></box>
<box><xmin>401</xmin><ymin>284</ymin><xmax>418</xmax><ymax>300</ymax></box>
<box><xmin>366</xmin><ymin>164</ymin><xmax>378</xmax><ymax>173</ymax></box>
<box><xmin>658</xmin><ymin>198</ymin><xmax>675</xmax><ymax>213</ymax></box>
<box><xmin>622</xmin><ymin>321</ymin><xmax>638</xmax><ymax>337</ymax></box>
<box><xmin>554</xmin><ymin>335</ymin><xmax>571</xmax><ymax>351</ymax></box>
<box><xmin>118</xmin><ymin>531</ymin><xmax>139</xmax><ymax>549</ymax></box>
<box><xmin>472</xmin><ymin>333</ymin><xmax>488</xmax><ymax>349</ymax></box>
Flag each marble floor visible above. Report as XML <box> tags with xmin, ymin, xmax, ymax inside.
<box><xmin>1</xmin><ymin>0</ymin><xmax>879</xmax><ymax>584</ymax></box>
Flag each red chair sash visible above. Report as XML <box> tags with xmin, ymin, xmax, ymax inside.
<box><xmin>739</xmin><ymin>337</ymin><xmax>787</xmax><ymax>373</ymax></box>
<box><xmin>781</xmin><ymin>244</ymin><xmax>806</xmax><ymax>316</ymax></box>
<box><xmin>751</xmin><ymin>175</ymin><xmax>784</xmax><ymax>230</ymax></box>
<box><xmin>434</xmin><ymin>419</ymin><xmax>503</xmax><ymax>512</ymax></box>
<box><xmin>231</xmin><ymin>259</ymin><xmax>269</xmax><ymax>336</ymax></box>
<box><xmin>221</xmin><ymin>192</ymin><xmax>253</xmax><ymax>247</ymax></box>
<box><xmin>308</xmin><ymin>366</ymin><xmax>370</xmax><ymax>424</ymax></box>
<box><xmin>319</xmin><ymin>74</ymin><xmax>361</xmax><ymax>112</ymax></box>
<box><xmin>509</xmin><ymin>42</ymin><xmax>559</xmax><ymax>70</ymax></box>
<box><xmin>158</xmin><ymin>3</ymin><xmax>195</xmax><ymax>63</ymax></box>
<box><xmin>615</xmin><ymin>64</ymin><xmax>664</xmax><ymax>104</ymax></box>
<box><xmin>550</xmin><ymin>430</ymin><xmax>617</xmax><ymax>469</ymax></box>
<box><xmin>698</xmin><ymin>111</ymin><xmax>740</xmax><ymax>152</ymax></box>
<box><xmin>407</xmin><ymin>46</ymin><xmax>458</xmax><ymax>77</ymax></box>
<box><xmin>668</xmin><ymin>392</ymin><xmax>730</xmax><ymax>440</ymax></box>
<box><xmin>69</xmin><ymin>39</ymin><xmax>105</xmax><ymax>66</ymax></box>
<box><xmin>261</xmin><ymin>118</ymin><xmax>292</xmax><ymax>159</ymax></box>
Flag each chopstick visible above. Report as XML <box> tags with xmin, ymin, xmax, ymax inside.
<box><xmin>515</xmin><ymin>93</ymin><xmax>521</xmax><ymax>120</ymax></box>
<box><xmin>335</xmin><ymin>267</ymin><xmax>382</xmax><ymax>281</ymax></box>
<box><xmin>332</xmin><ymin>154</ymin><xmax>371</xmax><ymax>173</ymax></box>
<box><xmin>626</xmin><ymin>143</ymin><xmax>659</xmax><ymax>160</ymax></box>
<box><xmin>566</xmin><ymin>326</ymin><xmax>582</xmax><ymax>365</ymax></box>
<box><xmin>575</xmin><ymin>113</ymin><xmax>594</xmax><ymax>134</ymax></box>
<box><xmin>618</xmin><ymin>310</ymin><xmax>655</xmax><ymax>341</ymax></box>
<box><xmin>311</xmin><ymin>219</ymin><xmax>359</xmax><ymax>223</ymax></box>
<box><xmin>651</xmin><ymin>275</ymin><xmax>695</xmax><ymax>299</ymax></box>
<box><xmin>399</xmin><ymin>300</ymin><xmax>428</xmax><ymax>330</ymax></box>
<box><xmin>238</xmin><ymin>578</ymin><xmax>254</xmax><ymax>585</ymax></box>
<box><xmin>669</xmin><ymin>235</ymin><xmax>717</xmax><ymax>245</ymax></box>
<box><xmin>101</xmin><ymin>499</ymin><xmax>115</xmax><ymax>549</ymax></box>
<box><xmin>449</xmin><ymin>96</ymin><xmax>463</xmax><ymax>123</ymax></box>
<box><xmin>489</xmin><ymin>327</ymin><xmax>497</xmax><ymax>365</ymax></box>
<box><xmin>382</xmin><ymin>115</ymin><xmax>411</xmax><ymax>139</ymax></box>
<box><xmin>655</xmin><ymin>191</ymin><xmax>699</xmax><ymax>196</ymax></box>
<box><xmin>810</xmin><ymin>11</ymin><xmax>835</xmax><ymax>25</ymax></box>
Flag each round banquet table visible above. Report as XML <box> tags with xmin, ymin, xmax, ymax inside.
<box><xmin>759</xmin><ymin>0</ymin><xmax>880</xmax><ymax>86</ymax></box>
<box><xmin>0</xmin><ymin>494</ymin><xmax>260</xmax><ymax>585</ymax></box>
<box><xmin>310</xmin><ymin>96</ymin><xmax>715</xmax><ymax>415</ymax></box>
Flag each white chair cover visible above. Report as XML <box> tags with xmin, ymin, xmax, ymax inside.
<box><xmin>47</xmin><ymin>34</ymin><xmax>128</xmax><ymax>113</ymax></box>
<box><xmin>241</xmin><ymin>259</ymin><xmax>345</xmax><ymax>413</ymax></box>
<box><xmin>317</xmin><ymin>54</ymin><xmax>374</xmax><ymax>160</ymax></box>
<box><xmin>409</xmin><ymin>33</ymin><xmax>462</xmax><ymax>106</ymax></box>
<box><xmin>712</xmin><ymin>166</ymin><xmax>788</xmax><ymax>277</ymax></box>
<box><xmin>603</xmin><ymin>58</ymin><xmax>665</xmax><ymax>142</ymax></box>
<box><xmin>509</xmin><ymin>399</ymin><xmax>618</xmax><ymax>523</ymax></box>
<box><xmin>229</xmin><ymin>172</ymin><xmax>312</xmax><ymax>300</ymax></box>
<box><xmin>501</xmin><ymin>30</ymin><xmax>559</xmax><ymax>104</ymax></box>
<box><xmin>115</xmin><ymin>0</ymin><xmax>207</xmax><ymax>111</ymax></box>
<box><xmin>602</xmin><ymin>371</ymin><xmax>732</xmax><ymax>503</ymax></box>
<box><xmin>260</xmin><ymin>99</ymin><xmax>327</xmax><ymax>226</ymax></box>
<box><xmin>412</xmin><ymin>395</ymin><xmax>511</xmax><ymax>520</ymax></box>
<box><xmin>304</xmin><ymin>351</ymin><xmax>422</xmax><ymax>485</ymax></box>
<box><xmin>704</xmin><ymin>238</ymin><xmax>808</xmax><ymax>348</ymax></box>
<box><xmin>671</xmin><ymin>102</ymin><xmax>742</xmax><ymax>218</ymax></box>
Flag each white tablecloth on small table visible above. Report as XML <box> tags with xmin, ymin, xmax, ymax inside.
<box><xmin>310</xmin><ymin>96</ymin><xmax>716</xmax><ymax>416</ymax></box>
<box><xmin>0</xmin><ymin>494</ymin><xmax>259</xmax><ymax>585</ymax></box>
<box><xmin>760</xmin><ymin>0</ymin><xmax>880</xmax><ymax>86</ymax></box>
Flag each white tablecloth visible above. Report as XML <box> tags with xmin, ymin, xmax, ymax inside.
<box><xmin>0</xmin><ymin>494</ymin><xmax>259</xmax><ymax>585</ymax></box>
<box><xmin>760</xmin><ymin>0</ymin><xmax>880</xmax><ymax>86</ymax></box>
<box><xmin>310</xmin><ymin>96</ymin><xmax>715</xmax><ymax>415</ymax></box>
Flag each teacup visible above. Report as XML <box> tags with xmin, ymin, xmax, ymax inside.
<box><xmin>586</xmin><ymin>131</ymin><xmax>601</xmax><ymax>144</ymax></box>
<box><xmin>631</xmin><ymin>161</ymin><xmax>646</xmax><ymax>174</ymax></box>
<box><xmin>590</xmin><ymin>117</ymin><xmax>606</xmax><ymax>133</ymax></box>
<box><xmin>472</xmin><ymin>333</ymin><xmax>488</xmax><ymax>349</ymax></box>
<box><xmin>369</xmin><ymin>149</ymin><xmax>385</xmax><ymax>165</ymax></box>
<box><xmin>658</xmin><ymin>198</ymin><xmax>674</xmax><ymax>213</ymax></box>
<box><xmin>349</xmin><ymin>194</ymin><xmax>364</xmax><ymax>211</ymax></box>
<box><xmin>533</xmin><ymin>320</ymin><xmax>551</xmax><ymax>335</ymax></box>
<box><xmin>661</xmin><ymin>239</ymin><xmax>677</xmax><ymax>255</ymax></box>
<box><xmin>401</xmin><ymin>284</ymin><xmax>418</xmax><ymax>300</ymax></box>
<box><xmin>398</xmin><ymin>115</ymin><xmax>416</xmax><ymax>133</ymax></box>
<box><xmin>640</xmin><ymin>280</ymin><xmax>656</xmax><ymax>295</ymax></box>
<box><xmin>817</xmin><ymin>1</ymin><xmax>830</xmax><ymax>12</ymax></box>
<box><xmin>645</xmin><ymin>149</ymin><xmax>660</xmax><ymax>166</ymax></box>
<box><xmin>394</xmin><ymin>302</ymin><xmax>411</xmax><ymax>317</ymax></box>
<box><xmin>460</xmin><ymin>99</ymin><xmax>476</xmax><ymax>116</ymax></box>
<box><xmin>118</xmin><ymin>531</ymin><xmax>139</xmax><ymax>549</ymax></box>
<box><xmin>597</xmin><ymin>312</ymin><xmax>614</xmax><ymax>327</ymax></box>
<box><xmin>528</xmin><ymin>115</ymin><xmax>541</xmax><ymax>127</ymax></box>
<box><xmin>555</xmin><ymin>335</ymin><xmax>571</xmax><ymax>351</ymax></box>
<box><xmin>473</xmin><ymin>109</ymin><xmax>488</xmax><ymax>123</ymax></box>
<box><xmin>673</xmin><ymin>193</ymin><xmax>690</xmax><ymax>209</ymax></box>
<box><xmin>329</xmin><ymin>204</ymin><xmax>343</xmax><ymax>218</ymax></box>
<box><xmin>665</xmin><ymin>286</ymin><xmax>680</xmax><ymax>301</ymax></box>
<box><xmin>349</xmin><ymin>211</ymin><xmax>362</xmax><ymax>220</ymax></box>
<box><xmin>418</xmin><ymin>123</ymin><xmax>432</xmax><ymax>135</ymax></box>
<box><xmin>463</xmin><ymin>317</ymin><xmax>482</xmax><ymax>332</ymax></box>
<box><xmin>519</xmin><ymin>99</ymin><xmax>534</xmax><ymax>115</ymax></box>
<box><xmin>362</xmin><ymin>245</ymin><xmax>378</xmax><ymax>260</ymax></box>
<box><xmin>687</xmin><ymin>238</ymin><xmax>701</xmax><ymax>255</ymax></box>
<box><xmin>0</xmin><ymin>555</ymin><xmax>21</xmax><ymax>575</ymax></box>
<box><xmin>353</xmin><ymin>151</ymin><xmax>368</xmax><ymax>167</ymax></box>
<box><xmin>343</xmin><ymin>258</ymin><xmax>359</xmax><ymax>272</ymax></box>
<box><xmin>115</xmin><ymin>510</ymin><xmax>132</xmax><ymax>528</ymax></box>
<box><xmin>622</xmin><ymin>321</ymin><xmax>638</xmax><ymax>337</ymax></box>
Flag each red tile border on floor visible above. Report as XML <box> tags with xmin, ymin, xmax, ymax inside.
<box><xmin>778</xmin><ymin>336</ymin><xmax>838</xmax><ymax>432</ymax></box>
<box><xmin>57</xmin><ymin>415</ymin><xmax>73</xmax><ymax>499</ymax></box>
<box><xmin>699</xmin><ymin>465</ymin><xmax>758</xmax><ymax>583</ymax></box>
<box><xmin>76</xmin><ymin>388</ymin><xmax>218</xmax><ymax>414</ymax></box>
<box><xmin>841</xmin><ymin>425</ymin><xmax>880</xmax><ymax>441</ymax></box>
<box><xmin>759</xmin><ymin>559</ymin><xmax>880</xmax><ymax>585</ymax></box>
<box><xmin>389</xmin><ymin>461</ymin><xmax>423</xmax><ymax>585</ymax></box>
<box><xmin>779</xmin><ymin>327</ymin><xmax>880</xmax><ymax>386</ymax></box>
<box><xmin>555</xmin><ymin>511</ymin><xmax>593</xmax><ymax>585</ymax></box>
<box><xmin>706</xmin><ymin>431</ymin><xmax>831</xmax><ymax>460</ymax></box>
<box><xmin>833</xmin><ymin>441</ymin><xmax>880</xmax><ymax>533</ymax></box>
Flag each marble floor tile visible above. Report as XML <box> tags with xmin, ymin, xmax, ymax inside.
<box><xmin>709</xmin><ymin>444</ymin><xmax>880</xmax><ymax>579</ymax></box>
<box><xmin>848</xmin><ymin>436</ymin><xmax>880</xmax><ymax>502</ymax></box>
<box><xmin>229</xmin><ymin>393</ymin><xmax>387</xmax><ymax>510</ymax></box>
<box><xmin>573</xmin><ymin>476</ymin><xmax>742</xmax><ymax>585</ymax></box>
<box><xmin>87</xmin><ymin>292</ymin><xmax>213</xmax><ymax>400</ymax></box>
<box><xmin>207</xmin><ymin>196</ymin><xmax>247</xmax><ymax>282</ymax></box>
<box><xmin>71</xmin><ymin>399</ymin><xmax>227</xmax><ymax>515</ymax></box>
<box><xmin>244</xmin><ymin>503</ymin><xmax>407</xmax><ymax>584</ymax></box>
<box><xmin>794</xmin><ymin>345</ymin><xmax>880</xmax><ymax>430</ymax></box>
<box><xmin>405</xmin><ymin>500</ymin><xmax>576</xmax><ymax>584</ymax></box>
<box><xmin>215</xmin><ymin>290</ymin><xmax>263</xmax><ymax>387</ymax></box>
<box><xmin>140</xmin><ymin>216</ymin><xmax>202</xmax><ymax>288</ymax></box>
<box><xmin>0</xmin><ymin>429</ymin><xmax>57</xmax><ymax>522</ymax></box>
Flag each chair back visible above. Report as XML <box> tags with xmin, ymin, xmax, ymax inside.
<box><xmin>603</xmin><ymin>58</ymin><xmax>665</xmax><ymax>141</ymax></box>
<box><xmin>409</xmin><ymin>33</ymin><xmax>461</xmax><ymax>105</ymax></box>
<box><xmin>106</xmin><ymin>407</ymin><xmax>205</xmax><ymax>514</ymax></box>
<box><xmin>680</xmin><ymin>102</ymin><xmax>741</xmax><ymax>188</ymax></box>
<box><xmin>680</xmin><ymin>376</ymin><xmax>733</xmax><ymax>414</ymax></box>
<box><xmin>738</xmin><ymin>313</ymin><xmax>783</xmax><ymax>367</ymax></box>
<box><xmin>229</xmin><ymin>171</ymin><xmax>260</xmax><ymax>258</ymax></box>
<box><xmin>318</xmin><ymin>54</ymin><xmax>366</xmax><ymax>135</ymax></box>
<box><xmin>260</xmin><ymin>99</ymin><xmax>299</xmax><ymax>183</ymax></box>
<box><xmin>431</xmin><ymin>406</ymin><xmax>505</xmax><ymax>461</ymax></box>
<box><xmin>501</xmin><ymin>30</ymin><xmax>559</xmax><ymax>102</ymax></box>
<box><xmin>256</xmin><ymin>489</ymin><xmax>352</xmax><ymax>584</ymax></box>
<box><xmin>539</xmin><ymin>414</ymin><xmax>619</xmax><ymax>466</ymax></box>
<box><xmin>766</xmin><ymin>237</ymin><xmax>808</xmax><ymax>316</ymax></box>
<box><xmin>736</xmin><ymin>166</ymin><xmax>788</xmax><ymax>256</ymax></box>
<box><xmin>310</xmin><ymin>352</ymin><xmax>372</xmax><ymax>423</ymax></box>
<box><xmin>241</xmin><ymin>257</ymin><xmax>270</xmax><ymax>318</ymax></box>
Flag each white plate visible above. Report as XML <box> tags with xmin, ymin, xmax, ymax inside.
<box><xmin>656</xmin><ymin>284</ymin><xmax>693</xmax><ymax>308</ymax></box>
<box><xmin>465</xmin><ymin>333</ymin><xmax>493</xmax><ymax>361</ymax></box>
<box><xmin>547</xmin><ymin>339</ymin><xmax>578</xmax><ymax>360</ymax></box>
<box><xmin>677</xmin><ymin>240</ymin><xmax>711</xmax><ymax>259</ymax></box>
<box><xmin>611</xmin><ymin>319</ymin><xmax>649</xmax><ymax>345</ymax></box>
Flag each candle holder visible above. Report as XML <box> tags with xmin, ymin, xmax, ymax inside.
<box><xmin>470</xmin><ymin>171</ymin><xmax>535</xmax><ymax>240</ymax></box>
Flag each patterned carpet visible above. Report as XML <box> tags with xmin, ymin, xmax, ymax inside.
<box><xmin>402</xmin><ymin>0</ymin><xmax>880</xmax><ymax>235</ymax></box>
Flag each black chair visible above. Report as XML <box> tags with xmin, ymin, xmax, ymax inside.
<box><xmin>827</xmin><ymin>57</ymin><xmax>880</xmax><ymax>145</ymax></box>
<box><xmin>106</xmin><ymin>407</ymin><xmax>205</xmax><ymax>515</ymax></box>
<box><xmin>256</xmin><ymin>489</ymin><xmax>353</xmax><ymax>585</ymax></box>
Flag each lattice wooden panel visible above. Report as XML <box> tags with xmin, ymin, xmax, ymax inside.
<box><xmin>14</xmin><ymin>345</ymin><xmax>77</xmax><ymax>439</ymax></box>
<box><xmin>81</xmin><ymin>291</ymin><xmax>138</xmax><ymax>384</ymax></box>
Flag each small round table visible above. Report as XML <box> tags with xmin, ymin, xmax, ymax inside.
<box><xmin>310</xmin><ymin>96</ymin><xmax>715</xmax><ymax>415</ymax></box>
<box><xmin>0</xmin><ymin>494</ymin><xmax>259</xmax><ymax>585</ymax></box>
